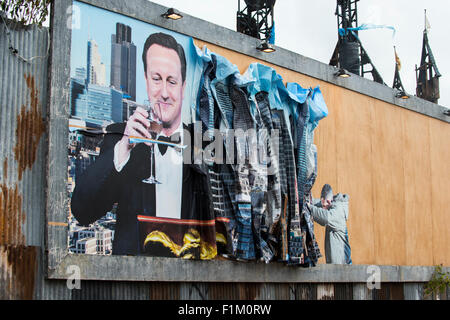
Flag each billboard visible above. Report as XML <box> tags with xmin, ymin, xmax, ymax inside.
<box><xmin>67</xmin><ymin>0</ymin><xmax>334</xmax><ymax>267</ymax></box>
<box><xmin>68</xmin><ymin>1</ymin><xmax>216</xmax><ymax>259</ymax></box>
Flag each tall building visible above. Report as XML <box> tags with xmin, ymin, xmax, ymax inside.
<box><xmin>111</xmin><ymin>23</ymin><xmax>137</xmax><ymax>102</ymax></box>
<box><xmin>70</xmin><ymin>78</ymin><xmax>86</xmax><ymax>117</ymax></box>
<box><xmin>71</xmin><ymin>38</ymin><xmax>123</xmax><ymax>125</ymax></box>
<box><xmin>87</xmin><ymin>39</ymin><xmax>106</xmax><ymax>86</ymax></box>
<box><xmin>74</xmin><ymin>67</ymin><xmax>87</xmax><ymax>82</ymax></box>
<box><xmin>73</xmin><ymin>83</ymin><xmax>123</xmax><ymax>126</ymax></box>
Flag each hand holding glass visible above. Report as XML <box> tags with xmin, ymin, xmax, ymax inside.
<box><xmin>142</xmin><ymin>102</ymin><xmax>163</xmax><ymax>184</ymax></box>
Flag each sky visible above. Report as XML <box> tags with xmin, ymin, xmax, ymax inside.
<box><xmin>148</xmin><ymin>0</ymin><xmax>449</xmax><ymax>108</ymax></box>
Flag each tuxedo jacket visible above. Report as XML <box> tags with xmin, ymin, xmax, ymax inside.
<box><xmin>71</xmin><ymin>122</ymin><xmax>214</xmax><ymax>255</ymax></box>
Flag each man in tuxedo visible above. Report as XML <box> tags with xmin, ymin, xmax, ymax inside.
<box><xmin>71</xmin><ymin>32</ymin><xmax>214</xmax><ymax>256</ymax></box>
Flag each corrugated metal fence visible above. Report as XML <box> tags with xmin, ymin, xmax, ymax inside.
<box><xmin>0</xmin><ymin>20</ymin><xmax>448</xmax><ymax>301</ymax></box>
<box><xmin>0</xmin><ymin>18</ymin><xmax>49</xmax><ymax>300</ymax></box>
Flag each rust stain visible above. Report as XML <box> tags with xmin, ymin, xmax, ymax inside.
<box><xmin>208</xmin><ymin>282</ymin><xmax>262</xmax><ymax>300</ymax></box>
<box><xmin>238</xmin><ymin>283</ymin><xmax>261</xmax><ymax>300</ymax></box>
<box><xmin>149</xmin><ymin>282</ymin><xmax>181</xmax><ymax>300</ymax></box>
<box><xmin>208</xmin><ymin>282</ymin><xmax>238</xmax><ymax>299</ymax></box>
<box><xmin>0</xmin><ymin>245</ymin><xmax>37</xmax><ymax>299</ymax></box>
<box><xmin>14</xmin><ymin>74</ymin><xmax>46</xmax><ymax>181</ymax></box>
<box><xmin>0</xmin><ymin>182</ymin><xmax>25</xmax><ymax>246</ymax></box>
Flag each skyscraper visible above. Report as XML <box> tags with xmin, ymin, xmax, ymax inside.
<box><xmin>87</xmin><ymin>39</ymin><xmax>106</xmax><ymax>86</ymax></box>
<box><xmin>110</xmin><ymin>23</ymin><xmax>137</xmax><ymax>102</ymax></box>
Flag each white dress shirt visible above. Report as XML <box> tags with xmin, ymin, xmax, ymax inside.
<box><xmin>114</xmin><ymin>126</ymin><xmax>183</xmax><ymax>219</ymax></box>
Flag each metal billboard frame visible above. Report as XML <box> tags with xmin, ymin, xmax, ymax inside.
<box><xmin>45</xmin><ymin>0</ymin><xmax>448</xmax><ymax>283</ymax></box>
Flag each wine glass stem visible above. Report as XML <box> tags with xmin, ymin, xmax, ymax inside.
<box><xmin>150</xmin><ymin>146</ymin><xmax>154</xmax><ymax>178</ymax></box>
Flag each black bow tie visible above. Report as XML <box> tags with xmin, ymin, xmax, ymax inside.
<box><xmin>157</xmin><ymin>133</ymin><xmax>181</xmax><ymax>156</ymax></box>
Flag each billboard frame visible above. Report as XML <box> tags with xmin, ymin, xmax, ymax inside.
<box><xmin>45</xmin><ymin>0</ymin><xmax>448</xmax><ymax>282</ymax></box>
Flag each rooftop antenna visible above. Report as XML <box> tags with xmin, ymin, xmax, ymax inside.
<box><xmin>392</xmin><ymin>46</ymin><xmax>409</xmax><ymax>99</ymax></box>
<box><xmin>415</xmin><ymin>9</ymin><xmax>441</xmax><ymax>104</ymax></box>
<box><xmin>329</xmin><ymin>0</ymin><xmax>385</xmax><ymax>85</ymax></box>
<box><xmin>237</xmin><ymin>0</ymin><xmax>276</xmax><ymax>52</ymax></box>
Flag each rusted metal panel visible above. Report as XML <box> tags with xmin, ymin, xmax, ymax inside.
<box><xmin>371</xmin><ymin>283</ymin><xmax>390</xmax><ymax>300</ymax></box>
<box><xmin>0</xmin><ymin>245</ymin><xmax>38</xmax><ymax>299</ymax></box>
<box><xmin>149</xmin><ymin>282</ymin><xmax>181</xmax><ymax>300</ymax></box>
<box><xmin>272</xmin><ymin>283</ymin><xmax>290</xmax><ymax>300</ymax></box>
<box><xmin>0</xmin><ymin>19</ymin><xmax>49</xmax><ymax>300</ymax></box>
<box><xmin>334</xmin><ymin>283</ymin><xmax>353</xmax><ymax>300</ymax></box>
<box><xmin>207</xmin><ymin>282</ymin><xmax>263</xmax><ymax>300</ymax></box>
<box><xmin>389</xmin><ymin>283</ymin><xmax>404</xmax><ymax>300</ymax></box>
<box><xmin>0</xmin><ymin>20</ymin><xmax>49</xmax><ymax>251</ymax></box>
<box><xmin>292</xmin><ymin>283</ymin><xmax>317</xmax><ymax>300</ymax></box>
<box><xmin>208</xmin><ymin>282</ymin><xmax>239</xmax><ymax>300</ymax></box>
<box><xmin>237</xmin><ymin>283</ymin><xmax>262</xmax><ymax>300</ymax></box>
<box><xmin>372</xmin><ymin>282</ymin><xmax>407</xmax><ymax>300</ymax></box>
<box><xmin>371</xmin><ymin>283</ymin><xmax>404</xmax><ymax>300</ymax></box>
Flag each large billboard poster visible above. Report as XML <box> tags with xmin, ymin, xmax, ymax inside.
<box><xmin>68</xmin><ymin>1</ymin><xmax>216</xmax><ymax>259</ymax></box>
<box><xmin>67</xmin><ymin>1</ymin><xmax>332</xmax><ymax>267</ymax></box>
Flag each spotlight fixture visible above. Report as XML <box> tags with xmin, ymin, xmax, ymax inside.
<box><xmin>443</xmin><ymin>109</ymin><xmax>450</xmax><ymax>116</ymax></box>
<box><xmin>334</xmin><ymin>67</ymin><xmax>351</xmax><ymax>78</ymax></box>
<box><xmin>162</xmin><ymin>8</ymin><xmax>183</xmax><ymax>20</ymax></box>
<box><xmin>395</xmin><ymin>91</ymin><xmax>409</xmax><ymax>99</ymax></box>
<box><xmin>256</xmin><ymin>41</ymin><xmax>275</xmax><ymax>53</ymax></box>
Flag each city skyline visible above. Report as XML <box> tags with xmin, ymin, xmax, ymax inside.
<box><xmin>71</xmin><ymin>24</ymin><xmax>136</xmax><ymax>126</ymax></box>
<box><xmin>70</xmin><ymin>1</ymin><xmax>193</xmax><ymax>108</ymax></box>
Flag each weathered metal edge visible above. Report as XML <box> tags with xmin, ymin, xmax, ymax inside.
<box><xmin>45</xmin><ymin>0</ymin><xmax>72</xmax><ymax>276</ymax></box>
<box><xmin>77</xmin><ymin>0</ymin><xmax>449</xmax><ymax>122</ymax></box>
<box><xmin>48</xmin><ymin>254</ymin><xmax>449</xmax><ymax>283</ymax></box>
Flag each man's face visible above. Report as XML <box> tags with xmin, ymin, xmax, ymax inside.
<box><xmin>321</xmin><ymin>197</ymin><xmax>332</xmax><ymax>210</ymax></box>
<box><xmin>145</xmin><ymin>44</ymin><xmax>185</xmax><ymax>132</ymax></box>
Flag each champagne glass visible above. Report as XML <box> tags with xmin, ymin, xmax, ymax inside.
<box><xmin>142</xmin><ymin>102</ymin><xmax>163</xmax><ymax>184</ymax></box>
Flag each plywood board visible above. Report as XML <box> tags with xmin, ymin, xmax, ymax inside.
<box><xmin>402</xmin><ymin>110</ymin><xmax>433</xmax><ymax>266</ymax></box>
<box><xmin>429</xmin><ymin>118</ymin><xmax>450</xmax><ymax>266</ymax></box>
<box><xmin>335</xmin><ymin>90</ymin><xmax>376</xmax><ymax>265</ymax></box>
<box><xmin>371</xmin><ymin>100</ymin><xmax>406</xmax><ymax>265</ymax></box>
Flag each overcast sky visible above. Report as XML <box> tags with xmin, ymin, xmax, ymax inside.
<box><xmin>149</xmin><ymin>0</ymin><xmax>449</xmax><ymax>107</ymax></box>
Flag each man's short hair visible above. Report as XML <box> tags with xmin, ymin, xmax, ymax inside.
<box><xmin>321</xmin><ymin>184</ymin><xmax>333</xmax><ymax>200</ymax></box>
<box><xmin>142</xmin><ymin>32</ymin><xmax>186</xmax><ymax>83</ymax></box>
